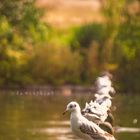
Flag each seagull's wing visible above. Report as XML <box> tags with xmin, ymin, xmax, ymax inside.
<box><xmin>79</xmin><ymin>123</ymin><xmax>107</xmax><ymax>140</ymax></box>
<box><xmin>85</xmin><ymin>113</ymin><xmax>101</xmax><ymax>119</ymax></box>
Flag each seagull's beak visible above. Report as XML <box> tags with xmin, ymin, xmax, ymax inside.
<box><xmin>63</xmin><ymin>109</ymin><xmax>68</xmax><ymax>115</ymax></box>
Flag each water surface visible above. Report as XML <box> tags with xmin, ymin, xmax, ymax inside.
<box><xmin>0</xmin><ymin>90</ymin><xmax>140</xmax><ymax>140</ymax></box>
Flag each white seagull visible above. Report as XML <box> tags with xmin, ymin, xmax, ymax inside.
<box><xmin>63</xmin><ymin>101</ymin><xmax>115</xmax><ymax>140</ymax></box>
<box><xmin>82</xmin><ymin>101</ymin><xmax>109</xmax><ymax>123</ymax></box>
<box><xmin>94</xmin><ymin>72</ymin><xmax>115</xmax><ymax>96</ymax></box>
<box><xmin>94</xmin><ymin>94</ymin><xmax>112</xmax><ymax>109</ymax></box>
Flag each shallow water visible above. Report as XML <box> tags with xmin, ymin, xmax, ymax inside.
<box><xmin>0</xmin><ymin>90</ymin><xmax>140</xmax><ymax>140</ymax></box>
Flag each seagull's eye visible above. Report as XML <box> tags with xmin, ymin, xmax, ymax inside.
<box><xmin>69</xmin><ymin>105</ymin><xmax>73</xmax><ymax>108</ymax></box>
<box><xmin>87</xmin><ymin>108</ymin><xmax>91</xmax><ymax>113</ymax></box>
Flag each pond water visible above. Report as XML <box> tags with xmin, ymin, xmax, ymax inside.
<box><xmin>0</xmin><ymin>90</ymin><xmax>140</xmax><ymax>140</ymax></box>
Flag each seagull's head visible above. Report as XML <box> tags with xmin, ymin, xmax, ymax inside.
<box><xmin>63</xmin><ymin>101</ymin><xmax>80</xmax><ymax>115</ymax></box>
<box><xmin>100</xmin><ymin>71</ymin><xmax>113</xmax><ymax>80</ymax></box>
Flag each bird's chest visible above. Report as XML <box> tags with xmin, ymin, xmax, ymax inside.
<box><xmin>71</xmin><ymin>115</ymin><xmax>84</xmax><ymax>137</ymax></box>
<box><xmin>70</xmin><ymin>115</ymin><xmax>79</xmax><ymax>132</ymax></box>
<box><xmin>70</xmin><ymin>115</ymin><xmax>100</xmax><ymax>140</ymax></box>
<box><xmin>70</xmin><ymin>116</ymin><xmax>91</xmax><ymax>140</ymax></box>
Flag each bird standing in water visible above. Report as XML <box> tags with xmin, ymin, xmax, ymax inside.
<box><xmin>63</xmin><ymin>101</ymin><xmax>115</xmax><ymax>140</ymax></box>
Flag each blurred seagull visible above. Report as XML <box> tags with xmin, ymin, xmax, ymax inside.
<box><xmin>94</xmin><ymin>72</ymin><xmax>115</xmax><ymax>96</ymax></box>
<box><xmin>63</xmin><ymin>101</ymin><xmax>115</xmax><ymax>140</ymax></box>
<box><xmin>82</xmin><ymin>101</ymin><xmax>109</xmax><ymax>123</ymax></box>
<box><xmin>82</xmin><ymin>94</ymin><xmax>114</xmax><ymax>124</ymax></box>
<box><xmin>82</xmin><ymin>93</ymin><xmax>112</xmax><ymax>121</ymax></box>
<box><xmin>94</xmin><ymin>94</ymin><xmax>112</xmax><ymax>109</ymax></box>
<box><xmin>82</xmin><ymin>101</ymin><xmax>114</xmax><ymax>134</ymax></box>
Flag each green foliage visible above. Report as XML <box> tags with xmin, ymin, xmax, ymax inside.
<box><xmin>0</xmin><ymin>0</ymin><xmax>140</xmax><ymax>92</ymax></box>
<box><xmin>30</xmin><ymin>45</ymin><xmax>82</xmax><ymax>85</ymax></box>
<box><xmin>0</xmin><ymin>0</ymin><xmax>42</xmax><ymax>27</ymax></box>
<box><xmin>67</xmin><ymin>24</ymin><xmax>106</xmax><ymax>83</ymax></box>
<box><xmin>114</xmin><ymin>0</ymin><xmax>140</xmax><ymax>92</ymax></box>
<box><xmin>70</xmin><ymin>24</ymin><xmax>105</xmax><ymax>49</ymax></box>
<box><xmin>0</xmin><ymin>0</ymin><xmax>48</xmax><ymax>86</ymax></box>
<box><xmin>100</xmin><ymin>0</ymin><xmax>125</xmax><ymax>65</ymax></box>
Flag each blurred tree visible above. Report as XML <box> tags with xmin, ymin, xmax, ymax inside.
<box><xmin>100</xmin><ymin>0</ymin><xmax>125</xmax><ymax>68</ymax></box>
<box><xmin>0</xmin><ymin>0</ymin><xmax>48</xmax><ymax>46</ymax></box>
<box><xmin>30</xmin><ymin>45</ymin><xmax>82</xmax><ymax>85</ymax></box>
<box><xmin>70</xmin><ymin>24</ymin><xmax>105</xmax><ymax>50</ymax></box>
<box><xmin>114</xmin><ymin>0</ymin><xmax>140</xmax><ymax>92</ymax></box>
<box><xmin>70</xmin><ymin>24</ymin><xmax>106</xmax><ymax>83</ymax></box>
<box><xmin>0</xmin><ymin>0</ymin><xmax>48</xmax><ymax>86</ymax></box>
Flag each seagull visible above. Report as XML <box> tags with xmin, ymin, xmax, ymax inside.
<box><xmin>82</xmin><ymin>101</ymin><xmax>109</xmax><ymax>123</ymax></box>
<box><xmin>63</xmin><ymin>101</ymin><xmax>115</xmax><ymax>140</ymax></box>
<box><xmin>94</xmin><ymin>72</ymin><xmax>116</xmax><ymax>96</ymax></box>
<box><xmin>82</xmin><ymin>93</ymin><xmax>112</xmax><ymax>122</ymax></box>
<box><xmin>82</xmin><ymin>98</ymin><xmax>114</xmax><ymax>128</ymax></box>
<box><xmin>94</xmin><ymin>94</ymin><xmax>112</xmax><ymax>109</ymax></box>
<box><xmin>82</xmin><ymin>101</ymin><xmax>114</xmax><ymax>135</ymax></box>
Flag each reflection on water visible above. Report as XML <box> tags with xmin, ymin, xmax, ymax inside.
<box><xmin>116</xmin><ymin>127</ymin><xmax>140</xmax><ymax>133</ymax></box>
<box><xmin>0</xmin><ymin>90</ymin><xmax>140</xmax><ymax>140</ymax></box>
